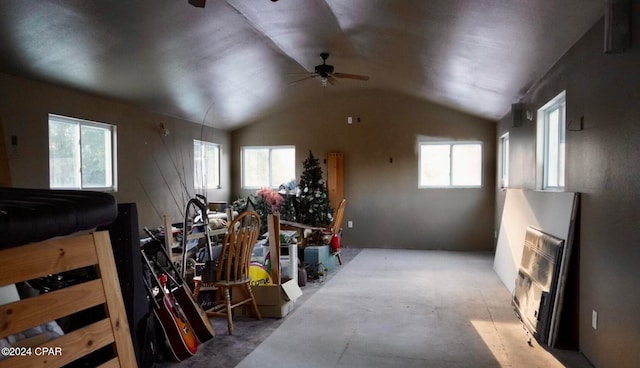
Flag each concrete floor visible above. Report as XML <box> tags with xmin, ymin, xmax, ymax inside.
<box><xmin>163</xmin><ymin>249</ymin><xmax>594</xmax><ymax>368</ymax></box>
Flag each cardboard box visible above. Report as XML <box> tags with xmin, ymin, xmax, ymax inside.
<box><xmin>235</xmin><ymin>214</ymin><xmax>303</xmax><ymax>318</ymax></box>
<box><xmin>250</xmin><ymin>279</ymin><xmax>303</xmax><ymax>318</ymax></box>
<box><xmin>255</xmin><ymin>301</ymin><xmax>295</xmax><ymax>318</ymax></box>
<box><xmin>207</xmin><ymin>201</ymin><xmax>227</xmax><ymax>211</ymax></box>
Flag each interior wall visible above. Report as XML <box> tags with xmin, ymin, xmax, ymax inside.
<box><xmin>496</xmin><ymin>13</ymin><xmax>640</xmax><ymax>368</ymax></box>
<box><xmin>0</xmin><ymin>116</ymin><xmax>10</xmax><ymax>186</ymax></box>
<box><xmin>0</xmin><ymin>73</ymin><xmax>231</xmax><ymax>233</ymax></box>
<box><xmin>232</xmin><ymin>89</ymin><xmax>497</xmax><ymax>250</ymax></box>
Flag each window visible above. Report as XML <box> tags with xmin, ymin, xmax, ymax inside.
<box><xmin>419</xmin><ymin>141</ymin><xmax>482</xmax><ymax>188</ymax></box>
<box><xmin>194</xmin><ymin>140</ymin><xmax>220</xmax><ymax>190</ymax></box>
<box><xmin>242</xmin><ymin>146</ymin><xmax>295</xmax><ymax>188</ymax></box>
<box><xmin>537</xmin><ymin>91</ymin><xmax>566</xmax><ymax>190</ymax></box>
<box><xmin>499</xmin><ymin>133</ymin><xmax>509</xmax><ymax>189</ymax></box>
<box><xmin>48</xmin><ymin>114</ymin><xmax>117</xmax><ymax>190</ymax></box>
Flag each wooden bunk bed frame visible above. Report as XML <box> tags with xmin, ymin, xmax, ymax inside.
<box><xmin>0</xmin><ymin>231</ymin><xmax>137</xmax><ymax>368</ymax></box>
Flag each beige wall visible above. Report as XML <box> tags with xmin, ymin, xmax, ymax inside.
<box><xmin>496</xmin><ymin>14</ymin><xmax>640</xmax><ymax>368</ymax></box>
<box><xmin>232</xmin><ymin>89</ymin><xmax>497</xmax><ymax>250</ymax></box>
<box><xmin>0</xmin><ymin>73</ymin><xmax>231</xmax><ymax>231</ymax></box>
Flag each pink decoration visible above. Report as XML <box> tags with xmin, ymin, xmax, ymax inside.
<box><xmin>256</xmin><ymin>188</ymin><xmax>284</xmax><ymax>213</ymax></box>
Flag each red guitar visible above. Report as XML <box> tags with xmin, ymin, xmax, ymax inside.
<box><xmin>171</xmin><ymin>282</ymin><xmax>215</xmax><ymax>342</ymax></box>
<box><xmin>142</xmin><ymin>265</ymin><xmax>198</xmax><ymax>361</ymax></box>
<box><xmin>142</xmin><ymin>238</ymin><xmax>215</xmax><ymax>343</ymax></box>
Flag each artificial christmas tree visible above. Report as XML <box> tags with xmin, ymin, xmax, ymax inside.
<box><xmin>295</xmin><ymin>151</ymin><xmax>333</xmax><ymax>226</ymax></box>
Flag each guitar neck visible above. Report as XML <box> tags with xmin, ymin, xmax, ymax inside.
<box><xmin>142</xmin><ymin>239</ymin><xmax>186</xmax><ymax>286</ymax></box>
<box><xmin>141</xmin><ymin>273</ymin><xmax>161</xmax><ymax>310</ymax></box>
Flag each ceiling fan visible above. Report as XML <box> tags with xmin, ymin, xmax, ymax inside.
<box><xmin>290</xmin><ymin>52</ymin><xmax>370</xmax><ymax>87</ymax></box>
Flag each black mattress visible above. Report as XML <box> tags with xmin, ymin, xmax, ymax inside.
<box><xmin>0</xmin><ymin>187</ymin><xmax>117</xmax><ymax>249</ymax></box>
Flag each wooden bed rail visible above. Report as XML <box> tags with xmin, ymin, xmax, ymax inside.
<box><xmin>0</xmin><ymin>231</ymin><xmax>137</xmax><ymax>368</ymax></box>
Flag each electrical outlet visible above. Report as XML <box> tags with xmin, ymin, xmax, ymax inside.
<box><xmin>592</xmin><ymin>310</ymin><xmax>598</xmax><ymax>330</ymax></box>
<box><xmin>347</xmin><ymin>221</ymin><xmax>353</xmax><ymax>228</ymax></box>
<box><xmin>348</xmin><ymin>116</ymin><xmax>353</xmax><ymax>124</ymax></box>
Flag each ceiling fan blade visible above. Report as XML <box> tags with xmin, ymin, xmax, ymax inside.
<box><xmin>288</xmin><ymin>74</ymin><xmax>317</xmax><ymax>85</ymax></box>
<box><xmin>327</xmin><ymin>76</ymin><xmax>338</xmax><ymax>85</ymax></box>
<box><xmin>287</xmin><ymin>72</ymin><xmax>313</xmax><ymax>76</ymax></box>
<box><xmin>333</xmin><ymin>72</ymin><xmax>370</xmax><ymax>81</ymax></box>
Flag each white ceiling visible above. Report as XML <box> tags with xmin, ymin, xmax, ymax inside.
<box><xmin>0</xmin><ymin>0</ymin><xmax>604</xmax><ymax>130</ymax></box>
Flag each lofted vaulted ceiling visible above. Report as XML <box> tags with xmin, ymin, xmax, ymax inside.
<box><xmin>0</xmin><ymin>0</ymin><xmax>604</xmax><ymax>130</ymax></box>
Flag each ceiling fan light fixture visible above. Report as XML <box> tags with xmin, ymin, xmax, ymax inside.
<box><xmin>289</xmin><ymin>53</ymin><xmax>369</xmax><ymax>88</ymax></box>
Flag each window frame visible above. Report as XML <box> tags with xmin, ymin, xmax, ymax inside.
<box><xmin>193</xmin><ymin>139</ymin><xmax>221</xmax><ymax>190</ymax></box>
<box><xmin>536</xmin><ymin>91</ymin><xmax>566</xmax><ymax>190</ymax></box>
<box><xmin>48</xmin><ymin>114</ymin><xmax>117</xmax><ymax>191</ymax></box>
<box><xmin>418</xmin><ymin>140</ymin><xmax>483</xmax><ymax>189</ymax></box>
<box><xmin>241</xmin><ymin>145</ymin><xmax>295</xmax><ymax>189</ymax></box>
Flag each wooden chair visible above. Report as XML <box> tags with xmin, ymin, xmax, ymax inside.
<box><xmin>329</xmin><ymin>199</ymin><xmax>346</xmax><ymax>265</ymax></box>
<box><xmin>204</xmin><ymin>211</ymin><xmax>262</xmax><ymax>334</ymax></box>
<box><xmin>0</xmin><ymin>232</ymin><xmax>137</xmax><ymax>368</ymax></box>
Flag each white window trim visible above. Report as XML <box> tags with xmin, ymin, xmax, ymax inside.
<box><xmin>418</xmin><ymin>140</ymin><xmax>483</xmax><ymax>189</ymax></box>
<box><xmin>241</xmin><ymin>145</ymin><xmax>295</xmax><ymax>189</ymax></box>
<box><xmin>194</xmin><ymin>139</ymin><xmax>221</xmax><ymax>190</ymax></box>
<box><xmin>48</xmin><ymin>114</ymin><xmax>118</xmax><ymax>191</ymax></box>
<box><xmin>536</xmin><ymin>91</ymin><xmax>566</xmax><ymax>190</ymax></box>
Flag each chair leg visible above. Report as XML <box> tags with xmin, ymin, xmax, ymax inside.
<box><xmin>193</xmin><ymin>279</ymin><xmax>201</xmax><ymax>298</ymax></box>
<box><xmin>245</xmin><ymin>284</ymin><xmax>262</xmax><ymax>320</ymax></box>
<box><xmin>223</xmin><ymin>287</ymin><xmax>233</xmax><ymax>335</ymax></box>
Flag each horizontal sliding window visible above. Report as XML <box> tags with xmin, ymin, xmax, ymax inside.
<box><xmin>419</xmin><ymin>141</ymin><xmax>482</xmax><ymax>188</ymax></box>
<box><xmin>48</xmin><ymin>114</ymin><xmax>117</xmax><ymax>191</ymax></box>
<box><xmin>242</xmin><ymin>146</ymin><xmax>295</xmax><ymax>189</ymax></box>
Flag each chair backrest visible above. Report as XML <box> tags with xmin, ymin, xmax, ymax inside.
<box><xmin>330</xmin><ymin>199</ymin><xmax>346</xmax><ymax>235</ymax></box>
<box><xmin>216</xmin><ymin>211</ymin><xmax>261</xmax><ymax>283</ymax></box>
